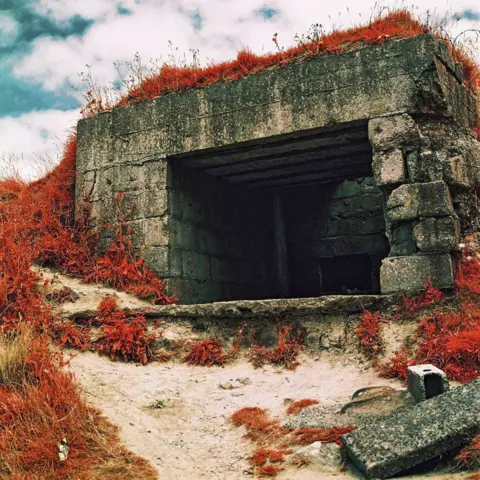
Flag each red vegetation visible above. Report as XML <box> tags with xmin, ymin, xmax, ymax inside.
<box><xmin>355</xmin><ymin>310</ymin><xmax>385</xmax><ymax>355</ymax></box>
<box><xmin>0</xmin><ymin>335</ymin><xmax>156</xmax><ymax>479</ymax></box>
<box><xmin>84</xmin><ymin>194</ymin><xmax>176</xmax><ymax>305</ymax></box>
<box><xmin>249</xmin><ymin>326</ymin><xmax>303</xmax><ymax>370</ymax></box>
<box><xmin>82</xmin><ymin>10</ymin><xmax>479</xmax><ymax>117</ymax></box>
<box><xmin>231</xmin><ymin>405</ymin><xmax>355</xmax><ymax>477</ymax></box>
<box><xmin>290</xmin><ymin>426</ymin><xmax>356</xmax><ymax>446</ymax></box>
<box><xmin>184</xmin><ymin>338</ymin><xmax>227</xmax><ymax>366</ymax></box>
<box><xmin>396</xmin><ymin>279</ymin><xmax>444</xmax><ymax>319</ymax></box>
<box><xmin>52</xmin><ymin>322</ymin><xmax>92</xmax><ymax>351</ymax></box>
<box><xmin>379</xmin><ymin>346</ymin><xmax>412</xmax><ymax>381</ymax></box>
<box><xmin>458</xmin><ymin>433</ymin><xmax>480</xmax><ymax>469</ymax></box>
<box><xmin>381</xmin><ymin>246</ymin><xmax>480</xmax><ymax>383</ymax></box>
<box><xmin>258</xmin><ymin>465</ymin><xmax>284</xmax><ymax>477</ymax></box>
<box><xmin>286</xmin><ymin>399</ymin><xmax>319</xmax><ymax>415</ymax></box>
<box><xmin>93</xmin><ymin>296</ymin><xmax>158</xmax><ymax>364</ymax></box>
<box><xmin>474</xmin><ymin>126</ymin><xmax>480</xmax><ymax>141</ymax></box>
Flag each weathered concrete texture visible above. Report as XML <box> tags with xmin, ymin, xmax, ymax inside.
<box><xmin>372</xmin><ymin>149</ymin><xmax>406</xmax><ymax>186</ymax></box>
<box><xmin>407</xmin><ymin>365</ymin><xmax>449</xmax><ymax>403</ymax></box>
<box><xmin>386</xmin><ymin>181</ymin><xmax>454</xmax><ymax>222</ymax></box>
<box><xmin>380</xmin><ymin>254</ymin><xmax>454</xmax><ymax>293</ymax></box>
<box><xmin>342</xmin><ymin>379</ymin><xmax>480</xmax><ymax>479</ymax></box>
<box><xmin>144</xmin><ymin>295</ymin><xmax>398</xmax><ymax>319</ymax></box>
<box><xmin>368</xmin><ymin>114</ymin><xmax>420</xmax><ymax>151</ymax></box>
<box><xmin>75</xmin><ymin>36</ymin><xmax>477</xmax><ymax>182</ymax></box>
<box><xmin>388</xmin><ymin>223</ymin><xmax>417</xmax><ymax>256</ymax></box>
<box><xmin>413</xmin><ymin>216</ymin><xmax>460</xmax><ymax>252</ymax></box>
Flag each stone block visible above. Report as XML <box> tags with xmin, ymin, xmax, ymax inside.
<box><xmin>387</xmin><ymin>181</ymin><xmax>453</xmax><ymax>222</ymax></box>
<box><xmin>388</xmin><ymin>223</ymin><xmax>417</xmax><ymax>256</ymax></box>
<box><xmin>372</xmin><ymin>149</ymin><xmax>405</xmax><ymax>186</ymax></box>
<box><xmin>380</xmin><ymin>254</ymin><xmax>454</xmax><ymax>293</ymax></box>
<box><xmin>407</xmin><ymin>365</ymin><xmax>449</xmax><ymax>404</ymax></box>
<box><xmin>413</xmin><ymin>216</ymin><xmax>460</xmax><ymax>253</ymax></box>
<box><xmin>386</xmin><ymin>184</ymin><xmax>420</xmax><ymax>221</ymax></box>
<box><xmin>342</xmin><ymin>379</ymin><xmax>480</xmax><ymax>479</ymax></box>
<box><xmin>443</xmin><ymin>154</ymin><xmax>471</xmax><ymax>187</ymax></box>
<box><xmin>406</xmin><ymin>150</ymin><xmax>443</xmax><ymax>182</ymax></box>
<box><xmin>141</xmin><ymin>245</ymin><xmax>170</xmax><ymax>277</ymax></box>
<box><xmin>368</xmin><ymin>114</ymin><xmax>420</xmax><ymax>151</ymax></box>
<box><xmin>418</xmin><ymin>181</ymin><xmax>454</xmax><ymax>217</ymax></box>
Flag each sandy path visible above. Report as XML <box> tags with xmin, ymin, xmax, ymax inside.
<box><xmin>68</xmin><ymin>352</ymin><xmax>470</xmax><ymax>480</ymax></box>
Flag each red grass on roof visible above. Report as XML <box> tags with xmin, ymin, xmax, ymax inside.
<box><xmin>81</xmin><ymin>9</ymin><xmax>480</xmax><ymax>118</ymax></box>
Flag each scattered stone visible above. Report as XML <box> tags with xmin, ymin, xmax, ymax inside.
<box><xmin>342</xmin><ymin>379</ymin><xmax>480</xmax><ymax>479</ymax></box>
<box><xmin>407</xmin><ymin>364</ymin><xmax>449</xmax><ymax>403</ymax></box>
<box><xmin>219</xmin><ymin>378</ymin><xmax>252</xmax><ymax>389</ymax></box>
<box><xmin>288</xmin><ymin>442</ymin><xmax>342</xmax><ymax>472</ymax></box>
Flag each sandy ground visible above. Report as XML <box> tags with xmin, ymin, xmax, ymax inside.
<box><xmin>67</xmin><ymin>352</ymin><xmax>471</xmax><ymax>480</ymax></box>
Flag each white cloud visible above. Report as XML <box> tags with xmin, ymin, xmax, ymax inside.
<box><xmin>0</xmin><ymin>12</ymin><xmax>19</xmax><ymax>47</ymax></box>
<box><xmin>0</xmin><ymin>109</ymin><xmax>80</xmax><ymax>179</ymax></box>
<box><xmin>3</xmin><ymin>0</ymin><xmax>480</xmax><ymax>177</ymax></box>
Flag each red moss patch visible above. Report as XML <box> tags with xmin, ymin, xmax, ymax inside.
<box><xmin>286</xmin><ymin>399</ymin><xmax>319</xmax><ymax>415</ymax></box>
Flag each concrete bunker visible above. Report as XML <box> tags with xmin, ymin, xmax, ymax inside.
<box><xmin>75</xmin><ymin>34</ymin><xmax>479</xmax><ymax>304</ymax></box>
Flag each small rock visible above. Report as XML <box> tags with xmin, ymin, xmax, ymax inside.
<box><xmin>219</xmin><ymin>382</ymin><xmax>235</xmax><ymax>390</ymax></box>
<box><xmin>236</xmin><ymin>377</ymin><xmax>252</xmax><ymax>386</ymax></box>
<box><xmin>289</xmin><ymin>442</ymin><xmax>342</xmax><ymax>472</ymax></box>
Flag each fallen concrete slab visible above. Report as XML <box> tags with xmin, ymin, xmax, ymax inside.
<box><xmin>341</xmin><ymin>379</ymin><xmax>480</xmax><ymax>478</ymax></box>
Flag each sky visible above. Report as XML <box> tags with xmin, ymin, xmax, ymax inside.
<box><xmin>0</xmin><ymin>0</ymin><xmax>479</xmax><ymax>178</ymax></box>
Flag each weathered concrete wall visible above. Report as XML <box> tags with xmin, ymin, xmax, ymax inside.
<box><xmin>167</xmin><ymin>162</ymin><xmax>274</xmax><ymax>303</ymax></box>
<box><xmin>75</xmin><ymin>34</ymin><xmax>479</xmax><ymax>301</ymax></box>
<box><xmin>283</xmin><ymin>177</ymin><xmax>388</xmax><ymax>295</ymax></box>
<box><xmin>368</xmin><ymin>113</ymin><xmax>480</xmax><ymax>292</ymax></box>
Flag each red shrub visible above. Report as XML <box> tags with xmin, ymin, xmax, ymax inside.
<box><xmin>474</xmin><ymin>126</ymin><xmax>480</xmax><ymax>141</ymax></box>
<box><xmin>184</xmin><ymin>338</ymin><xmax>226</xmax><ymax>366</ymax></box>
<box><xmin>93</xmin><ymin>298</ymin><xmax>157</xmax><ymax>364</ymax></box>
<box><xmin>286</xmin><ymin>399</ymin><xmax>319</xmax><ymax>415</ymax></box>
<box><xmin>458</xmin><ymin>433</ymin><xmax>480</xmax><ymax>469</ymax></box>
<box><xmin>84</xmin><ymin>193</ymin><xmax>176</xmax><ymax>305</ymax></box>
<box><xmin>231</xmin><ymin>406</ymin><xmax>355</xmax><ymax>477</ymax></box>
<box><xmin>0</xmin><ymin>335</ymin><xmax>157</xmax><ymax>479</ymax></box>
<box><xmin>52</xmin><ymin>322</ymin><xmax>92</xmax><ymax>351</ymax></box>
<box><xmin>379</xmin><ymin>347</ymin><xmax>412</xmax><ymax>381</ymax></box>
<box><xmin>355</xmin><ymin>310</ymin><xmax>385</xmax><ymax>354</ymax></box>
<box><xmin>396</xmin><ymin>279</ymin><xmax>444</xmax><ymax>319</ymax></box>
<box><xmin>249</xmin><ymin>326</ymin><xmax>303</xmax><ymax>370</ymax></box>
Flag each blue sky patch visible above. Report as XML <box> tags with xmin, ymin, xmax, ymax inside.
<box><xmin>189</xmin><ymin>9</ymin><xmax>203</xmax><ymax>30</ymax></box>
<box><xmin>456</xmin><ymin>9</ymin><xmax>480</xmax><ymax>21</ymax></box>
<box><xmin>255</xmin><ymin>6</ymin><xmax>280</xmax><ymax>21</ymax></box>
<box><xmin>117</xmin><ymin>5</ymin><xmax>133</xmax><ymax>16</ymax></box>
<box><xmin>0</xmin><ymin>2</ymin><xmax>91</xmax><ymax>117</ymax></box>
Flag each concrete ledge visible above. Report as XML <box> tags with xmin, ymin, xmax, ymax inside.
<box><xmin>380</xmin><ymin>254</ymin><xmax>454</xmax><ymax>293</ymax></box>
<box><xmin>67</xmin><ymin>294</ymin><xmax>399</xmax><ymax>320</ymax></box>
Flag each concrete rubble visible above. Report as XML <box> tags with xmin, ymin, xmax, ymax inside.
<box><xmin>341</xmin><ymin>378</ymin><xmax>480</xmax><ymax>478</ymax></box>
